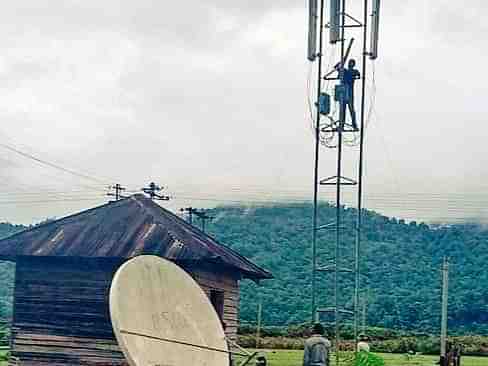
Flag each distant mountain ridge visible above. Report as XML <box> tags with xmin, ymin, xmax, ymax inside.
<box><xmin>206</xmin><ymin>203</ymin><xmax>488</xmax><ymax>334</ymax></box>
<box><xmin>0</xmin><ymin>204</ymin><xmax>487</xmax><ymax>335</ymax></box>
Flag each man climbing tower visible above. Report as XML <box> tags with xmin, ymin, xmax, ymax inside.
<box><xmin>341</xmin><ymin>58</ymin><xmax>360</xmax><ymax>130</ymax></box>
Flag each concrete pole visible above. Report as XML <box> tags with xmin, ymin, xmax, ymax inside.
<box><xmin>362</xmin><ymin>297</ymin><xmax>367</xmax><ymax>334</ymax></box>
<box><xmin>256</xmin><ymin>290</ymin><xmax>262</xmax><ymax>349</ymax></box>
<box><xmin>440</xmin><ymin>257</ymin><xmax>449</xmax><ymax>365</ymax></box>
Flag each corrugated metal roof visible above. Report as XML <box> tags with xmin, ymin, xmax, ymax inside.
<box><xmin>0</xmin><ymin>194</ymin><xmax>272</xmax><ymax>280</ymax></box>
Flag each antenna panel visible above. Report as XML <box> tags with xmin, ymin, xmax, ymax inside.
<box><xmin>110</xmin><ymin>255</ymin><xmax>228</xmax><ymax>366</ymax></box>
<box><xmin>308</xmin><ymin>0</ymin><xmax>318</xmax><ymax>61</ymax></box>
<box><xmin>330</xmin><ymin>0</ymin><xmax>341</xmax><ymax>44</ymax></box>
<box><xmin>370</xmin><ymin>0</ymin><xmax>381</xmax><ymax>59</ymax></box>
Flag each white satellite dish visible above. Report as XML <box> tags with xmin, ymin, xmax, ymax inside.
<box><xmin>109</xmin><ymin>255</ymin><xmax>229</xmax><ymax>366</ymax></box>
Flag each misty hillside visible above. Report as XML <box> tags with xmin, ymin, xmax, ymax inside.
<box><xmin>0</xmin><ymin>205</ymin><xmax>487</xmax><ymax>335</ymax></box>
<box><xmin>206</xmin><ymin>203</ymin><xmax>488</xmax><ymax>334</ymax></box>
<box><xmin>0</xmin><ymin>223</ymin><xmax>24</xmax><ymax>319</ymax></box>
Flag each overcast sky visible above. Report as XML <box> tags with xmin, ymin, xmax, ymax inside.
<box><xmin>0</xmin><ymin>1</ymin><xmax>487</xmax><ymax>224</ymax></box>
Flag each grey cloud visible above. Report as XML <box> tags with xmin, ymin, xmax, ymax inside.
<box><xmin>0</xmin><ymin>1</ymin><xmax>487</xmax><ymax>224</ymax></box>
<box><xmin>0</xmin><ymin>1</ymin><xmax>301</xmax><ymax>51</ymax></box>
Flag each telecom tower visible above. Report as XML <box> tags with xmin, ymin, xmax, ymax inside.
<box><xmin>308</xmin><ymin>0</ymin><xmax>381</xmax><ymax>363</ymax></box>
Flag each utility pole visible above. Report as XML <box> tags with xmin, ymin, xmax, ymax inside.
<box><xmin>310</xmin><ymin>0</ymin><xmax>326</xmax><ymax>324</ymax></box>
<box><xmin>256</xmin><ymin>287</ymin><xmax>263</xmax><ymax>349</ymax></box>
<box><xmin>180</xmin><ymin>207</ymin><xmax>198</xmax><ymax>225</ymax></box>
<box><xmin>440</xmin><ymin>257</ymin><xmax>449</xmax><ymax>366</ymax></box>
<box><xmin>142</xmin><ymin>182</ymin><xmax>170</xmax><ymax>201</ymax></box>
<box><xmin>361</xmin><ymin>297</ymin><xmax>367</xmax><ymax>335</ymax></box>
<box><xmin>194</xmin><ymin>210</ymin><xmax>213</xmax><ymax>233</ymax></box>
<box><xmin>354</xmin><ymin>0</ymin><xmax>370</xmax><ymax>355</ymax></box>
<box><xmin>107</xmin><ymin>184</ymin><xmax>126</xmax><ymax>201</ymax></box>
<box><xmin>180</xmin><ymin>207</ymin><xmax>213</xmax><ymax>232</ymax></box>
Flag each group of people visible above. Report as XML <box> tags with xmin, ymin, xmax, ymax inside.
<box><xmin>225</xmin><ymin>322</ymin><xmax>372</xmax><ymax>366</ymax></box>
<box><xmin>227</xmin><ymin>323</ymin><xmax>464</xmax><ymax>366</ymax></box>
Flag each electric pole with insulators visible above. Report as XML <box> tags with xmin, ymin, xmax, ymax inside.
<box><xmin>180</xmin><ymin>207</ymin><xmax>199</xmax><ymax>225</ymax></box>
<box><xmin>142</xmin><ymin>182</ymin><xmax>170</xmax><ymax>201</ymax></box>
<box><xmin>194</xmin><ymin>210</ymin><xmax>213</xmax><ymax>233</ymax></box>
<box><xmin>107</xmin><ymin>184</ymin><xmax>126</xmax><ymax>201</ymax></box>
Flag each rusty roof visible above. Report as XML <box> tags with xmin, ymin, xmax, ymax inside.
<box><xmin>0</xmin><ymin>194</ymin><xmax>271</xmax><ymax>280</ymax></box>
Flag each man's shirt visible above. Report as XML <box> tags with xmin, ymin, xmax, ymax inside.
<box><xmin>303</xmin><ymin>335</ymin><xmax>331</xmax><ymax>366</ymax></box>
<box><xmin>343</xmin><ymin>68</ymin><xmax>360</xmax><ymax>88</ymax></box>
<box><xmin>357</xmin><ymin>341</ymin><xmax>370</xmax><ymax>352</ymax></box>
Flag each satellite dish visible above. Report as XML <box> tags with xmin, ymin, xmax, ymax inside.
<box><xmin>109</xmin><ymin>255</ymin><xmax>229</xmax><ymax>366</ymax></box>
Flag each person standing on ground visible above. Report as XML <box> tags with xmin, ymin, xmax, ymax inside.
<box><xmin>357</xmin><ymin>334</ymin><xmax>370</xmax><ymax>353</ymax></box>
<box><xmin>355</xmin><ymin>334</ymin><xmax>385</xmax><ymax>366</ymax></box>
<box><xmin>303</xmin><ymin>323</ymin><xmax>331</xmax><ymax>366</ymax></box>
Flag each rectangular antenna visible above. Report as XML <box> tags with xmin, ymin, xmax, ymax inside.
<box><xmin>329</xmin><ymin>0</ymin><xmax>340</xmax><ymax>44</ymax></box>
<box><xmin>370</xmin><ymin>0</ymin><xmax>381</xmax><ymax>60</ymax></box>
<box><xmin>308</xmin><ymin>0</ymin><xmax>318</xmax><ymax>61</ymax></box>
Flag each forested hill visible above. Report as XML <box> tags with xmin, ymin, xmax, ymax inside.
<box><xmin>0</xmin><ymin>204</ymin><xmax>487</xmax><ymax>334</ymax></box>
<box><xmin>0</xmin><ymin>223</ymin><xmax>25</xmax><ymax>239</ymax></box>
<box><xmin>0</xmin><ymin>223</ymin><xmax>24</xmax><ymax>319</ymax></box>
<box><xmin>205</xmin><ymin>203</ymin><xmax>488</xmax><ymax>334</ymax></box>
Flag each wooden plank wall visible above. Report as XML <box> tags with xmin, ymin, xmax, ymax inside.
<box><xmin>189</xmin><ymin>266</ymin><xmax>240</xmax><ymax>342</ymax></box>
<box><xmin>10</xmin><ymin>257</ymin><xmax>241</xmax><ymax>365</ymax></box>
<box><xmin>10</xmin><ymin>256</ymin><xmax>126</xmax><ymax>366</ymax></box>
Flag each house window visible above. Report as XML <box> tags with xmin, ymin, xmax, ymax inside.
<box><xmin>210</xmin><ymin>289</ymin><xmax>225</xmax><ymax>321</ymax></box>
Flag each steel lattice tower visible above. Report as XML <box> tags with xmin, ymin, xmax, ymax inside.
<box><xmin>308</xmin><ymin>0</ymin><xmax>381</xmax><ymax>363</ymax></box>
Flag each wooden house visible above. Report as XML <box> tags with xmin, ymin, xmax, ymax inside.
<box><xmin>0</xmin><ymin>194</ymin><xmax>271</xmax><ymax>365</ymax></box>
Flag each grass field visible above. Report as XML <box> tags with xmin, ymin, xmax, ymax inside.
<box><xmin>0</xmin><ymin>349</ymin><xmax>7</xmax><ymax>366</ymax></box>
<box><xmin>0</xmin><ymin>349</ymin><xmax>485</xmax><ymax>365</ymax></box>
<box><xmin>235</xmin><ymin>350</ymin><xmax>487</xmax><ymax>366</ymax></box>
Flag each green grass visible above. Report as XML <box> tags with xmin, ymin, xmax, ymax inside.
<box><xmin>0</xmin><ymin>349</ymin><xmax>7</xmax><ymax>366</ymax></box>
<box><xmin>0</xmin><ymin>348</ymin><xmax>484</xmax><ymax>366</ymax></box>
<box><xmin>235</xmin><ymin>350</ymin><xmax>487</xmax><ymax>366</ymax></box>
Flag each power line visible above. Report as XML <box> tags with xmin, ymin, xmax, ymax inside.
<box><xmin>0</xmin><ymin>196</ymin><xmax>105</xmax><ymax>205</ymax></box>
<box><xmin>168</xmin><ymin>188</ymin><xmax>488</xmax><ymax>201</ymax></box>
<box><xmin>0</xmin><ymin>149</ymin><xmax>108</xmax><ymax>192</ymax></box>
<box><xmin>4</xmin><ymin>184</ymin><xmax>488</xmax><ymax>204</ymax></box>
<box><xmin>0</xmin><ymin>142</ymin><xmax>110</xmax><ymax>185</ymax></box>
<box><xmin>0</xmin><ymin>185</ymin><xmax>487</xmax><ymax>223</ymax></box>
<box><xmin>0</xmin><ymin>188</ymin><xmax>104</xmax><ymax>197</ymax></box>
<box><xmin>1</xmin><ymin>189</ymin><xmax>488</xmax><ymax>218</ymax></box>
<box><xmin>122</xmin><ymin>180</ymin><xmax>488</xmax><ymax>197</ymax></box>
<box><xmin>170</xmin><ymin>193</ymin><xmax>488</xmax><ymax>209</ymax></box>
<box><xmin>160</xmin><ymin>184</ymin><xmax>488</xmax><ymax>199</ymax></box>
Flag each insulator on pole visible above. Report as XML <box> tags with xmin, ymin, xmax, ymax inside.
<box><xmin>369</xmin><ymin>0</ymin><xmax>381</xmax><ymax>60</ymax></box>
<box><xmin>329</xmin><ymin>0</ymin><xmax>341</xmax><ymax>44</ymax></box>
<box><xmin>308</xmin><ymin>0</ymin><xmax>318</xmax><ymax>61</ymax></box>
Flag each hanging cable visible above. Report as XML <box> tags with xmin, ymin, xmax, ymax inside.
<box><xmin>0</xmin><ymin>142</ymin><xmax>110</xmax><ymax>185</ymax></box>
